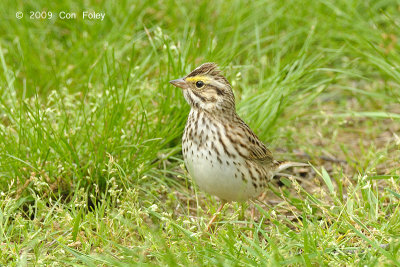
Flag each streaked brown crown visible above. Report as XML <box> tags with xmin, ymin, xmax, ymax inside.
<box><xmin>186</xmin><ymin>63</ymin><xmax>230</xmax><ymax>86</ymax></box>
<box><xmin>171</xmin><ymin>63</ymin><xmax>236</xmax><ymax>112</ymax></box>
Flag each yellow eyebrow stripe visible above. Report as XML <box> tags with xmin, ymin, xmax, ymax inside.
<box><xmin>185</xmin><ymin>76</ymin><xmax>210</xmax><ymax>83</ymax></box>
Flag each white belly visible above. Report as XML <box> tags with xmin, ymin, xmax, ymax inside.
<box><xmin>182</xmin><ymin>112</ymin><xmax>264</xmax><ymax>201</ymax></box>
<box><xmin>184</xmin><ymin>149</ymin><xmax>260</xmax><ymax>202</ymax></box>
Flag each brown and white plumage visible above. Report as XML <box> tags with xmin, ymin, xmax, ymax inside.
<box><xmin>170</xmin><ymin>63</ymin><xmax>303</xmax><ymax>202</ymax></box>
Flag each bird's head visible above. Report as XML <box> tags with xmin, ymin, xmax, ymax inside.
<box><xmin>169</xmin><ymin>63</ymin><xmax>235</xmax><ymax>112</ymax></box>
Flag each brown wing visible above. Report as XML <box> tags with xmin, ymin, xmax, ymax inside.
<box><xmin>229</xmin><ymin>117</ymin><xmax>274</xmax><ymax>165</ymax></box>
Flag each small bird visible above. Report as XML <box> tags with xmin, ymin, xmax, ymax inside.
<box><xmin>170</xmin><ymin>63</ymin><xmax>306</xmax><ymax>229</ymax></box>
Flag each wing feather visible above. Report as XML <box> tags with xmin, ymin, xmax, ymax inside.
<box><xmin>231</xmin><ymin>118</ymin><xmax>274</xmax><ymax>165</ymax></box>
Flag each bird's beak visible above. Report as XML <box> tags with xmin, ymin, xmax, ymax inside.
<box><xmin>169</xmin><ymin>78</ymin><xmax>187</xmax><ymax>89</ymax></box>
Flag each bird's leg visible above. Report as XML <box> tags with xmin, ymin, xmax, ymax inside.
<box><xmin>251</xmin><ymin>205</ymin><xmax>255</xmax><ymax>223</ymax></box>
<box><xmin>249</xmin><ymin>203</ymin><xmax>255</xmax><ymax>238</ymax></box>
<box><xmin>258</xmin><ymin>192</ymin><xmax>267</xmax><ymax>202</ymax></box>
<box><xmin>206</xmin><ymin>201</ymin><xmax>226</xmax><ymax>231</ymax></box>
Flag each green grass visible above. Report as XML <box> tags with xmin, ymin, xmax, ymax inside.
<box><xmin>0</xmin><ymin>0</ymin><xmax>399</xmax><ymax>265</ymax></box>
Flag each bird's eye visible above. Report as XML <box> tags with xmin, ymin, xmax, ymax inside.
<box><xmin>195</xmin><ymin>81</ymin><xmax>204</xmax><ymax>88</ymax></box>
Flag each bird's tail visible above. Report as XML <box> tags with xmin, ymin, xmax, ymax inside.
<box><xmin>274</xmin><ymin>160</ymin><xmax>309</xmax><ymax>173</ymax></box>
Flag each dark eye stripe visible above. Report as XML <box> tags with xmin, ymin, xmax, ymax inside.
<box><xmin>208</xmin><ymin>84</ymin><xmax>224</xmax><ymax>96</ymax></box>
